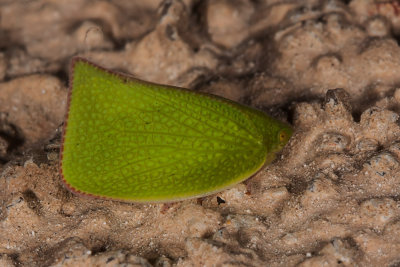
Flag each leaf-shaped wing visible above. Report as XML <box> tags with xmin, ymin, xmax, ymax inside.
<box><xmin>61</xmin><ymin>58</ymin><xmax>279</xmax><ymax>202</ymax></box>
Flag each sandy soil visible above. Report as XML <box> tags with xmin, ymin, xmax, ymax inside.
<box><xmin>1</xmin><ymin>0</ymin><xmax>400</xmax><ymax>266</ymax></box>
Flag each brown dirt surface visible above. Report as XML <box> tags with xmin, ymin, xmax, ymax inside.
<box><xmin>2</xmin><ymin>0</ymin><xmax>400</xmax><ymax>266</ymax></box>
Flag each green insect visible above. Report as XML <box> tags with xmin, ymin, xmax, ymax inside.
<box><xmin>60</xmin><ymin>57</ymin><xmax>292</xmax><ymax>202</ymax></box>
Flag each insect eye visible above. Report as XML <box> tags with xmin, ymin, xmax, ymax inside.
<box><xmin>279</xmin><ymin>130</ymin><xmax>288</xmax><ymax>143</ymax></box>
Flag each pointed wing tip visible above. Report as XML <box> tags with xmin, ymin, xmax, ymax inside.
<box><xmin>68</xmin><ymin>57</ymin><xmax>90</xmax><ymax>88</ymax></box>
<box><xmin>69</xmin><ymin>57</ymin><xmax>104</xmax><ymax>78</ymax></box>
<box><xmin>70</xmin><ymin>56</ymin><xmax>88</xmax><ymax>72</ymax></box>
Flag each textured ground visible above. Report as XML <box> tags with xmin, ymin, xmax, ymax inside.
<box><xmin>1</xmin><ymin>0</ymin><xmax>400</xmax><ymax>266</ymax></box>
